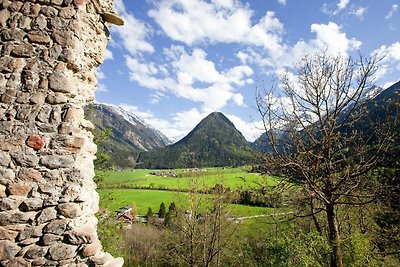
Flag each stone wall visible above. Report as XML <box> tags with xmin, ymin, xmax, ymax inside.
<box><xmin>0</xmin><ymin>0</ymin><xmax>123</xmax><ymax>266</ymax></box>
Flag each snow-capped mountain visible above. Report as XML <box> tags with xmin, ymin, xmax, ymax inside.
<box><xmin>87</xmin><ymin>103</ymin><xmax>171</xmax><ymax>168</ymax></box>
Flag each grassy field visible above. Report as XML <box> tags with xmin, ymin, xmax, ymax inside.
<box><xmin>97</xmin><ymin>168</ymin><xmax>283</xmax><ymax>218</ymax></box>
<box><xmin>98</xmin><ymin>188</ymin><xmax>280</xmax><ymax>217</ymax></box>
<box><xmin>99</xmin><ymin>167</ymin><xmax>277</xmax><ymax>191</ymax></box>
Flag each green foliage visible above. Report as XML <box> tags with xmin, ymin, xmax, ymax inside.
<box><xmin>158</xmin><ymin>202</ymin><xmax>166</xmax><ymax>218</ymax></box>
<box><xmin>146</xmin><ymin>207</ymin><xmax>153</xmax><ymax>218</ymax></box>
<box><xmin>245</xmin><ymin>229</ymin><xmax>331</xmax><ymax>267</ymax></box>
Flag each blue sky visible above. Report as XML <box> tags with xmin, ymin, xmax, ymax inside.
<box><xmin>96</xmin><ymin>0</ymin><xmax>400</xmax><ymax>142</ymax></box>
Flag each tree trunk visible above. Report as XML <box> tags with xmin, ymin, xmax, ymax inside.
<box><xmin>326</xmin><ymin>203</ymin><xmax>343</xmax><ymax>267</ymax></box>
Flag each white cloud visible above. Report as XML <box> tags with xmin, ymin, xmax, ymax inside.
<box><xmin>148</xmin><ymin>0</ymin><xmax>285</xmax><ymax>55</ymax></box>
<box><xmin>112</xmin><ymin>0</ymin><xmax>154</xmax><ymax>55</ymax></box>
<box><xmin>97</xmin><ymin>69</ymin><xmax>106</xmax><ymax>80</ymax></box>
<box><xmin>336</xmin><ymin>0</ymin><xmax>350</xmax><ymax>12</ymax></box>
<box><xmin>350</xmin><ymin>7</ymin><xmax>367</xmax><ymax>20</ymax></box>
<box><xmin>385</xmin><ymin>4</ymin><xmax>398</xmax><ymax>20</ymax></box>
<box><xmin>371</xmin><ymin>42</ymin><xmax>400</xmax><ymax>80</ymax></box>
<box><xmin>226</xmin><ymin>114</ymin><xmax>264</xmax><ymax>141</ymax></box>
<box><xmin>247</xmin><ymin>22</ymin><xmax>362</xmax><ymax>69</ymax></box>
<box><xmin>104</xmin><ymin>49</ymin><xmax>114</xmax><ymax>60</ymax></box>
<box><xmin>95</xmin><ymin>83</ymin><xmax>108</xmax><ymax>93</ymax></box>
<box><xmin>125</xmin><ymin>45</ymin><xmax>253</xmax><ymax>111</ymax></box>
<box><xmin>277</xmin><ymin>0</ymin><xmax>287</xmax><ymax>6</ymax></box>
<box><xmin>173</xmin><ymin>49</ymin><xmax>221</xmax><ymax>83</ymax></box>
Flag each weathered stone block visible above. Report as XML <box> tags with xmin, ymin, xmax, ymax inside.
<box><xmin>26</xmin><ymin>135</ymin><xmax>46</xmax><ymax>150</ymax></box>
<box><xmin>43</xmin><ymin>219</ymin><xmax>68</xmax><ymax>235</ymax></box>
<box><xmin>40</xmin><ymin>154</ymin><xmax>74</xmax><ymax>169</ymax></box>
<box><xmin>65</xmin><ymin>224</ymin><xmax>96</xmax><ymax>245</ymax></box>
<box><xmin>0</xmin><ymin>168</ymin><xmax>15</xmax><ymax>184</ymax></box>
<box><xmin>17</xmin><ymin>225</ymin><xmax>43</xmax><ymax>242</ymax></box>
<box><xmin>12</xmin><ymin>151</ymin><xmax>40</xmax><ymax>168</ymax></box>
<box><xmin>0</xmin><ymin>152</ymin><xmax>11</xmax><ymax>167</ymax></box>
<box><xmin>59</xmin><ymin>6</ymin><xmax>76</xmax><ymax>19</ymax></box>
<box><xmin>11</xmin><ymin>44</ymin><xmax>35</xmax><ymax>58</ymax></box>
<box><xmin>19</xmin><ymin>237</ymin><xmax>40</xmax><ymax>246</ymax></box>
<box><xmin>17</xmin><ymin>168</ymin><xmax>42</xmax><ymax>182</ymax></box>
<box><xmin>0</xmin><ymin>197</ymin><xmax>23</xmax><ymax>211</ymax></box>
<box><xmin>20</xmin><ymin>198</ymin><xmax>44</xmax><ymax>211</ymax></box>
<box><xmin>0</xmin><ymin>185</ymin><xmax>6</xmax><ymax>198</ymax></box>
<box><xmin>28</xmin><ymin>32</ymin><xmax>51</xmax><ymax>44</ymax></box>
<box><xmin>4</xmin><ymin>257</ymin><xmax>31</xmax><ymax>267</ymax></box>
<box><xmin>0</xmin><ymin>226</ymin><xmax>19</xmax><ymax>241</ymax></box>
<box><xmin>0</xmin><ymin>211</ymin><xmax>36</xmax><ymax>226</ymax></box>
<box><xmin>41</xmin><ymin>233</ymin><xmax>62</xmax><ymax>245</ymax></box>
<box><xmin>48</xmin><ymin>243</ymin><xmax>77</xmax><ymax>261</ymax></box>
<box><xmin>48</xmin><ymin>72</ymin><xmax>72</xmax><ymax>93</ymax></box>
<box><xmin>81</xmin><ymin>241</ymin><xmax>101</xmax><ymax>257</ymax></box>
<box><xmin>36</xmin><ymin>105</ymin><xmax>52</xmax><ymax>123</ymax></box>
<box><xmin>0</xmin><ymin>9</ymin><xmax>10</xmax><ymax>28</ymax></box>
<box><xmin>25</xmin><ymin>244</ymin><xmax>48</xmax><ymax>259</ymax></box>
<box><xmin>36</xmin><ymin>207</ymin><xmax>57</xmax><ymax>224</ymax></box>
<box><xmin>57</xmin><ymin>203</ymin><xmax>81</xmax><ymax>218</ymax></box>
<box><xmin>7</xmin><ymin>183</ymin><xmax>32</xmax><ymax>197</ymax></box>
<box><xmin>40</xmin><ymin>6</ymin><xmax>58</xmax><ymax>17</ymax></box>
<box><xmin>46</xmin><ymin>92</ymin><xmax>68</xmax><ymax>104</ymax></box>
<box><xmin>0</xmin><ymin>240</ymin><xmax>21</xmax><ymax>261</ymax></box>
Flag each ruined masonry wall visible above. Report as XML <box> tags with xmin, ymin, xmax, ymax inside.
<box><xmin>0</xmin><ymin>0</ymin><xmax>123</xmax><ymax>266</ymax></box>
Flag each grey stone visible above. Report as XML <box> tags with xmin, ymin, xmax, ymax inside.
<box><xmin>57</xmin><ymin>203</ymin><xmax>81</xmax><ymax>218</ymax></box>
<box><xmin>43</xmin><ymin>219</ymin><xmax>68</xmax><ymax>235</ymax></box>
<box><xmin>25</xmin><ymin>245</ymin><xmax>48</xmax><ymax>259</ymax></box>
<box><xmin>0</xmin><ymin>197</ymin><xmax>23</xmax><ymax>211</ymax></box>
<box><xmin>31</xmin><ymin>257</ymin><xmax>46</xmax><ymax>266</ymax></box>
<box><xmin>65</xmin><ymin>225</ymin><xmax>96</xmax><ymax>245</ymax></box>
<box><xmin>48</xmin><ymin>73</ymin><xmax>72</xmax><ymax>93</ymax></box>
<box><xmin>19</xmin><ymin>237</ymin><xmax>40</xmax><ymax>245</ymax></box>
<box><xmin>40</xmin><ymin>6</ymin><xmax>58</xmax><ymax>17</ymax></box>
<box><xmin>0</xmin><ymin>9</ymin><xmax>10</xmax><ymax>28</ymax></box>
<box><xmin>0</xmin><ymin>152</ymin><xmax>11</xmax><ymax>167</ymax></box>
<box><xmin>20</xmin><ymin>198</ymin><xmax>43</xmax><ymax>211</ymax></box>
<box><xmin>40</xmin><ymin>154</ymin><xmax>74</xmax><ymax>169</ymax></box>
<box><xmin>17</xmin><ymin>225</ymin><xmax>43</xmax><ymax>241</ymax></box>
<box><xmin>5</xmin><ymin>257</ymin><xmax>31</xmax><ymax>267</ymax></box>
<box><xmin>36</xmin><ymin>105</ymin><xmax>52</xmax><ymax>123</ymax></box>
<box><xmin>36</xmin><ymin>207</ymin><xmax>57</xmax><ymax>224</ymax></box>
<box><xmin>11</xmin><ymin>44</ymin><xmax>35</xmax><ymax>58</ymax></box>
<box><xmin>48</xmin><ymin>243</ymin><xmax>77</xmax><ymax>261</ymax></box>
<box><xmin>0</xmin><ymin>168</ymin><xmax>15</xmax><ymax>184</ymax></box>
<box><xmin>42</xmin><ymin>233</ymin><xmax>62</xmax><ymax>245</ymax></box>
<box><xmin>0</xmin><ymin>240</ymin><xmax>21</xmax><ymax>261</ymax></box>
<box><xmin>0</xmin><ymin>211</ymin><xmax>36</xmax><ymax>226</ymax></box>
<box><xmin>12</xmin><ymin>151</ymin><xmax>40</xmax><ymax>167</ymax></box>
<box><xmin>0</xmin><ymin>185</ymin><xmax>6</xmax><ymax>198</ymax></box>
<box><xmin>46</xmin><ymin>93</ymin><xmax>68</xmax><ymax>104</ymax></box>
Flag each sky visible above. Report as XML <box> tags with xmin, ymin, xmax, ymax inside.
<box><xmin>96</xmin><ymin>0</ymin><xmax>400</xmax><ymax>142</ymax></box>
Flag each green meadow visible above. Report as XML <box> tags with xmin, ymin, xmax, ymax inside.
<box><xmin>97</xmin><ymin>167</ymin><xmax>282</xmax><ymax>217</ymax></box>
<box><xmin>99</xmin><ymin>167</ymin><xmax>277</xmax><ymax>191</ymax></box>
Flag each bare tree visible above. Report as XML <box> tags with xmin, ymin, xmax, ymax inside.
<box><xmin>256</xmin><ymin>52</ymin><xmax>399</xmax><ymax>267</ymax></box>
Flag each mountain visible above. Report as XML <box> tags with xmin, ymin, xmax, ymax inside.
<box><xmin>87</xmin><ymin>103</ymin><xmax>171</xmax><ymax>169</ymax></box>
<box><xmin>251</xmin><ymin>81</ymin><xmax>400</xmax><ymax>153</ymax></box>
<box><xmin>138</xmin><ymin>112</ymin><xmax>255</xmax><ymax>169</ymax></box>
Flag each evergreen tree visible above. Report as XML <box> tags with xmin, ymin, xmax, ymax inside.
<box><xmin>146</xmin><ymin>207</ymin><xmax>153</xmax><ymax>219</ymax></box>
<box><xmin>164</xmin><ymin>202</ymin><xmax>177</xmax><ymax>226</ymax></box>
<box><xmin>158</xmin><ymin>202</ymin><xmax>166</xmax><ymax>218</ymax></box>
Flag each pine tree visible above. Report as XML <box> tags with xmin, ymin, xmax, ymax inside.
<box><xmin>158</xmin><ymin>202</ymin><xmax>166</xmax><ymax>218</ymax></box>
<box><xmin>146</xmin><ymin>207</ymin><xmax>153</xmax><ymax>219</ymax></box>
<box><xmin>164</xmin><ymin>202</ymin><xmax>177</xmax><ymax>226</ymax></box>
